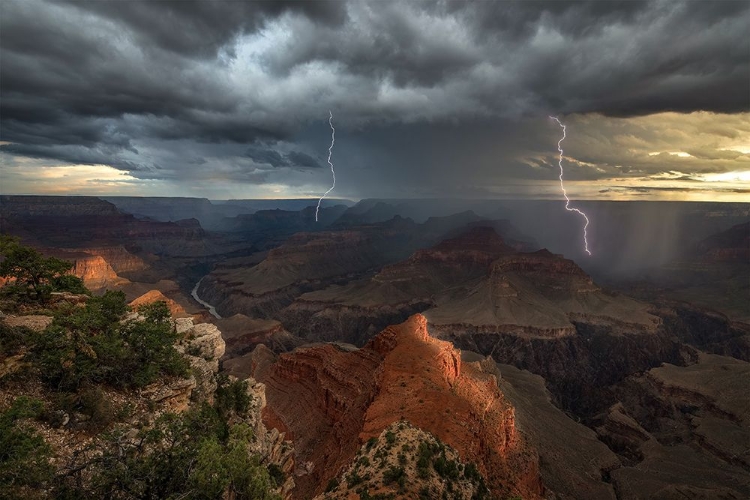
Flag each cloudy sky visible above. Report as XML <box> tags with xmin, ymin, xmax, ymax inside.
<box><xmin>1</xmin><ymin>0</ymin><xmax>749</xmax><ymax>201</ymax></box>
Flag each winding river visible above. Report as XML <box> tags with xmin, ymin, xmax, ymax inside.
<box><xmin>191</xmin><ymin>277</ymin><xmax>222</xmax><ymax>319</ymax></box>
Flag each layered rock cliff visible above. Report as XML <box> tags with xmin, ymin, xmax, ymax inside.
<box><xmin>254</xmin><ymin>314</ymin><xmax>543</xmax><ymax>499</ymax></box>
<box><xmin>197</xmin><ymin>215</ymin><xmax>534</xmax><ymax>320</ymax></box>
<box><xmin>595</xmin><ymin>352</ymin><xmax>750</xmax><ymax>498</ymax></box>
<box><xmin>278</xmin><ymin>227</ymin><xmax>660</xmax><ymax>346</ymax></box>
<box><xmin>215</xmin><ymin>314</ymin><xmax>304</xmax><ymax>357</ymax></box>
<box><xmin>1</xmin><ymin>195</ymin><xmax>225</xmax><ymax>257</ymax></box>
<box><xmin>267</xmin><ymin>227</ymin><xmax>695</xmax><ymax>423</ymax></box>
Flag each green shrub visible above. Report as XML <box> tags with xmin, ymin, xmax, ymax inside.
<box><xmin>433</xmin><ymin>455</ymin><xmax>460</xmax><ymax>480</ymax></box>
<box><xmin>32</xmin><ymin>292</ymin><xmax>188</xmax><ymax>392</ymax></box>
<box><xmin>382</xmin><ymin>465</ymin><xmax>405</xmax><ymax>486</ymax></box>
<box><xmin>347</xmin><ymin>471</ymin><xmax>364</xmax><ymax>487</ymax></box>
<box><xmin>464</xmin><ymin>462</ymin><xmax>481</xmax><ymax>481</ymax></box>
<box><xmin>57</xmin><ymin>405</ymin><xmax>279</xmax><ymax>500</ymax></box>
<box><xmin>326</xmin><ymin>477</ymin><xmax>340</xmax><ymax>492</ymax></box>
<box><xmin>0</xmin><ymin>236</ymin><xmax>85</xmax><ymax>302</ymax></box>
<box><xmin>0</xmin><ymin>322</ymin><xmax>33</xmax><ymax>358</ymax></box>
<box><xmin>78</xmin><ymin>386</ymin><xmax>116</xmax><ymax>430</ymax></box>
<box><xmin>215</xmin><ymin>374</ymin><xmax>252</xmax><ymax>419</ymax></box>
<box><xmin>0</xmin><ymin>397</ymin><xmax>52</xmax><ymax>498</ymax></box>
<box><xmin>385</xmin><ymin>429</ymin><xmax>396</xmax><ymax>445</ymax></box>
<box><xmin>416</xmin><ymin>441</ymin><xmax>434</xmax><ymax>478</ymax></box>
<box><xmin>50</xmin><ymin>274</ymin><xmax>88</xmax><ymax>295</ymax></box>
<box><xmin>267</xmin><ymin>463</ymin><xmax>284</xmax><ymax>488</ymax></box>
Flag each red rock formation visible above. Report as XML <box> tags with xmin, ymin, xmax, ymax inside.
<box><xmin>362</xmin><ymin>315</ymin><xmax>543</xmax><ymax>499</ymax></box>
<box><xmin>77</xmin><ymin>246</ymin><xmax>146</xmax><ymax>274</ymax></box>
<box><xmin>256</xmin><ymin>314</ymin><xmax>543</xmax><ymax>499</ymax></box>
<box><xmin>130</xmin><ymin>290</ymin><xmax>188</xmax><ymax>318</ymax></box>
<box><xmin>71</xmin><ymin>255</ymin><xmax>120</xmax><ymax>287</ymax></box>
<box><xmin>43</xmin><ymin>248</ymin><xmax>125</xmax><ymax>289</ymax></box>
<box><xmin>260</xmin><ymin>343</ymin><xmax>382</xmax><ymax>497</ymax></box>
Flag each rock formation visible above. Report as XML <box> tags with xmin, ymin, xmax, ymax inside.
<box><xmin>130</xmin><ymin>289</ymin><xmax>189</xmax><ymax>318</ymax></box>
<box><xmin>315</xmin><ymin>421</ymin><xmax>492</xmax><ymax>499</ymax></box>
<box><xmin>495</xmin><ymin>361</ymin><xmax>621</xmax><ymax>499</ymax></box>
<box><xmin>277</xmin><ymin>227</ymin><xmax>660</xmax><ymax>344</ymax></box>
<box><xmin>215</xmin><ymin>314</ymin><xmax>304</xmax><ymax>357</ymax></box>
<box><xmin>694</xmin><ymin>221</ymin><xmax>750</xmax><ymax>262</ymax></box>
<box><xmin>254</xmin><ymin>314</ymin><xmax>543</xmax><ymax>499</ymax></box>
<box><xmin>0</xmin><ymin>195</ymin><xmax>226</xmax><ymax>257</ymax></box>
<box><xmin>595</xmin><ymin>352</ymin><xmax>750</xmax><ymax>498</ymax></box>
<box><xmin>197</xmin><ymin>215</ymin><xmax>534</xmax><ymax>320</ymax></box>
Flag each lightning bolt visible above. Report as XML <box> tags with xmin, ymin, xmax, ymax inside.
<box><xmin>550</xmin><ymin>116</ymin><xmax>591</xmax><ymax>256</ymax></box>
<box><xmin>315</xmin><ymin>110</ymin><xmax>336</xmax><ymax>222</ymax></box>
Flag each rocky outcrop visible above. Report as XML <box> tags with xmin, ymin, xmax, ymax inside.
<box><xmin>362</xmin><ymin>315</ymin><xmax>543</xmax><ymax>499</ymax></box>
<box><xmin>130</xmin><ymin>290</ymin><xmax>189</xmax><ymax>318</ymax></box>
<box><xmin>596</xmin><ymin>352</ymin><xmax>750</xmax><ymax>499</ymax></box>
<box><xmin>275</xmin><ymin>228</ymin><xmax>660</xmax><ymax>355</ymax></box>
<box><xmin>197</xmin><ymin>216</ymin><xmax>528</xmax><ymax>320</ymax></box>
<box><xmin>1</xmin><ymin>314</ymin><xmax>53</xmax><ymax>331</ymax></box>
<box><xmin>148</xmin><ymin>317</ymin><xmax>226</xmax><ymax>410</ymax></box>
<box><xmin>316</xmin><ymin>421</ymin><xmax>492</xmax><ymax>500</ymax></box>
<box><xmin>180</xmin><ymin>322</ymin><xmax>225</xmax><ymax>403</ymax></box>
<box><xmin>215</xmin><ymin>314</ymin><xmax>304</xmax><ymax>357</ymax></box>
<box><xmin>1</xmin><ymin>195</ymin><xmax>224</xmax><ymax>257</ymax></box>
<box><xmin>496</xmin><ymin>362</ymin><xmax>621</xmax><ymax>499</ymax></box>
<box><xmin>78</xmin><ymin>246</ymin><xmax>146</xmax><ymax>274</ymax></box>
<box><xmin>694</xmin><ymin>221</ymin><xmax>750</xmax><ymax>263</ymax></box>
<box><xmin>255</xmin><ymin>314</ymin><xmax>543</xmax><ymax>500</ymax></box>
<box><xmin>243</xmin><ymin>377</ymin><xmax>297</xmax><ymax>498</ymax></box>
<box><xmin>41</xmin><ymin>248</ymin><xmax>126</xmax><ymax>289</ymax></box>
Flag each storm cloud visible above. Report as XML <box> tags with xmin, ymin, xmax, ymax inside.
<box><xmin>0</xmin><ymin>0</ymin><xmax>748</xmax><ymax>199</ymax></box>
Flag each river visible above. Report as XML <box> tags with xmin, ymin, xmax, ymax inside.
<box><xmin>191</xmin><ymin>277</ymin><xmax>222</xmax><ymax>319</ymax></box>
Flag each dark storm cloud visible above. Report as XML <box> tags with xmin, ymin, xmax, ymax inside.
<box><xmin>246</xmin><ymin>147</ymin><xmax>288</xmax><ymax>168</ymax></box>
<box><xmin>246</xmin><ymin>146</ymin><xmax>323</xmax><ymax>169</ymax></box>
<box><xmin>58</xmin><ymin>0</ymin><xmax>346</xmax><ymax>58</ymax></box>
<box><xmin>285</xmin><ymin>151</ymin><xmax>323</xmax><ymax>169</ymax></box>
<box><xmin>0</xmin><ymin>0</ymin><xmax>748</xmax><ymax>194</ymax></box>
<box><xmin>1</xmin><ymin>142</ymin><xmax>143</xmax><ymax>172</ymax></box>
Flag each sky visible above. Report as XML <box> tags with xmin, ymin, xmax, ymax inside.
<box><xmin>1</xmin><ymin>0</ymin><xmax>749</xmax><ymax>201</ymax></box>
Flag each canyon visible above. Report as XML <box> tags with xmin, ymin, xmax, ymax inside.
<box><xmin>1</xmin><ymin>195</ymin><xmax>748</xmax><ymax>499</ymax></box>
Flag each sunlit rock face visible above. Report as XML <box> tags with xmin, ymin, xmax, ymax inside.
<box><xmin>254</xmin><ymin>314</ymin><xmax>544</xmax><ymax>500</ymax></box>
<box><xmin>130</xmin><ymin>290</ymin><xmax>188</xmax><ymax>318</ymax></box>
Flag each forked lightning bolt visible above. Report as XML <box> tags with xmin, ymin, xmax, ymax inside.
<box><xmin>550</xmin><ymin>116</ymin><xmax>591</xmax><ymax>256</ymax></box>
<box><xmin>315</xmin><ymin>110</ymin><xmax>336</xmax><ymax>222</ymax></box>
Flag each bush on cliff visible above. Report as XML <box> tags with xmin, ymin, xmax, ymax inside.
<box><xmin>32</xmin><ymin>291</ymin><xmax>188</xmax><ymax>392</ymax></box>
<box><xmin>55</xmin><ymin>403</ymin><xmax>279</xmax><ymax>500</ymax></box>
<box><xmin>1</xmin><ymin>287</ymin><xmax>280</xmax><ymax>500</ymax></box>
<box><xmin>0</xmin><ymin>236</ymin><xmax>87</xmax><ymax>302</ymax></box>
<box><xmin>0</xmin><ymin>397</ymin><xmax>53</xmax><ymax>498</ymax></box>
